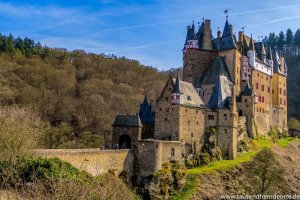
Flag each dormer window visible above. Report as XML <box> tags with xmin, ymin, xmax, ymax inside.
<box><xmin>187</xmin><ymin>96</ymin><xmax>192</xmax><ymax>101</ymax></box>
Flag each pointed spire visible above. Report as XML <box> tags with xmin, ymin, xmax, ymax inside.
<box><xmin>267</xmin><ymin>47</ymin><xmax>273</xmax><ymax>60</ymax></box>
<box><xmin>172</xmin><ymin>74</ymin><xmax>182</xmax><ymax>94</ymax></box>
<box><xmin>249</xmin><ymin>34</ymin><xmax>255</xmax><ymax>51</ymax></box>
<box><xmin>241</xmin><ymin>82</ymin><xmax>252</xmax><ymax>96</ymax></box>
<box><xmin>260</xmin><ymin>42</ymin><xmax>266</xmax><ymax>55</ymax></box>
<box><xmin>142</xmin><ymin>95</ymin><xmax>149</xmax><ymax>106</ymax></box>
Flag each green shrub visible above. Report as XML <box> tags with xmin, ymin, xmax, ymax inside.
<box><xmin>269</xmin><ymin>128</ymin><xmax>279</xmax><ymax>143</ymax></box>
<box><xmin>199</xmin><ymin>152</ymin><xmax>210</xmax><ymax>166</ymax></box>
<box><xmin>0</xmin><ymin>157</ymin><xmax>89</xmax><ymax>188</ymax></box>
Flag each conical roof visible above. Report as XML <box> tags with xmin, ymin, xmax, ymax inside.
<box><xmin>240</xmin><ymin>82</ymin><xmax>252</xmax><ymax>96</ymax></box>
<box><xmin>172</xmin><ymin>74</ymin><xmax>182</xmax><ymax>93</ymax></box>
<box><xmin>249</xmin><ymin>35</ymin><xmax>255</xmax><ymax>51</ymax></box>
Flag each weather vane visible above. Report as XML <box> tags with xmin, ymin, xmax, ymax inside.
<box><xmin>224</xmin><ymin>9</ymin><xmax>230</xmax><ymax>20</ymax></box>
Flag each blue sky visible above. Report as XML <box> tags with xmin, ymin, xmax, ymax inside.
<box><xmin>0</xmin><ymin>0</ymin><xmax>300</xmax><ymax>70</ymax></box>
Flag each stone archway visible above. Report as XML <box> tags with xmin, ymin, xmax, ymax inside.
<box><xmin>118</xmin><ymin>134</ymin><xmax>131</xmax><ymax>149</ymax></box>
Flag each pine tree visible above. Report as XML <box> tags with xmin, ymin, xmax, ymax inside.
<box><xmin>294</xmin><ymin>29</ymin><xmax>300</xmax><ymax>47</ymax></box>
<box><xmin>286</xmin><ymin>28</ymin><xmax>294</xmax><ymax>46</ymax></box>
<box><xmin>276</xmin><ymin>31</ymin><xmax>285</xmax><ymax>50</ymax></box>
<box><xmin>267</xmin><ymin>33</ymin><xmax>277</xmax><ymax>49</ymax></box>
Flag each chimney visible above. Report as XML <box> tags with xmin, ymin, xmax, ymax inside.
<box><xmin>203</xmin><ymin>19</ymin><xmax>212</xmax><ymax>50</ymax></box>
<box><xmin>238</xmin><ymin>31</ymin><xmax>243</xmax><ymax>43</ymax></box>
<box><xmin>229</xmin><ymin>25</ymin><xmax>233</xmax><ymax>34</ymax></box>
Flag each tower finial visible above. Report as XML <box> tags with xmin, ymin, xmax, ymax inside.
<box><xmin>224</xmin><ymin>9</ymin><xmax>230</xmax><ymax>21</ymax></box>
<box><xmin>202</xmin><ymin>17</ymin><xmax>204</xmax><ymax>22</ymax></box>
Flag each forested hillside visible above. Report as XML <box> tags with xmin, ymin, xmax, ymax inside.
<box><xmin>0</xmin><ymin>34</ymin><xmax>172</xmax><ymax>148</ymax></box>
<box><xmin>263</xmin><ymin>28</ymin><xmax>300</xmax><ymax>121</ymax></box>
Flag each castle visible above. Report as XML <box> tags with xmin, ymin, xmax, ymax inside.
<box><xmin>110</xmin><ymin>17</ymin><xmax>288</xmax><ymax>176</ymax></box>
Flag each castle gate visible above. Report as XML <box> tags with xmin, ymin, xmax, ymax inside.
<box><xmin>119</xmin><ymin>134</ymin><xmax>131</xmax><ymax>149</ymax></box>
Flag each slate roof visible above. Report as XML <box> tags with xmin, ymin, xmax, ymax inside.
<box><xmin>267</xmin><ymin>47</ymin><xmax>273</xmax><ymax>60</ymax></box>
<box><xmin>171</xmin><ymin>78</ymin><xmax>204</xmax><ymax>107</ymax></box>
<box><xmin>272</xmin><ymin>50</ymin><xmax>286</xmax><ymax>75</ymax></box>
<box><xmin>254</xmin><ymin>42</ymin><xmax>266</xmax><ymax>55</ymax></box>
<box><xmin>196</xmin><ymin>22</ymin><xmax>204</xmax><ymax>49</ymax></box>
<box><xmin>139</xmin><ymin>96</ymin><xmax>155</xmax><ymax>124</ymax></box>
<box><xmin>201</xmin><ymin>56</ymin><xmax>233</xmax><ymax>86</ymax></box>
<box><xmin>242</xmin><ymin>35</ymin><xmax>250</xmax><ymax>56</ymax></box>
<box><xmin>112</xmin><ymin>115</ymin><xmax>143</xmax><ymax>127</ymax></box>
<box><xmin>249</xmin><ymin>36</ymin><xmax>255</xmax><ymax>51</ymax></box>
<box><xmin>185</xmin><ymin>23</ymin><xmax>197</xmax><ymax>42</ymax></box>
<box><xmin>219</xmin><ymin>20</ymin><xmax>238</xmax><ymax>50</ymax></box>
<box><xmin>240</xmin><ymin>82</ymin><xmax>253</xmax><ymax>96</ymax></box>
<box><xmin>172</xmin><ymin>74</ymin><xmax>182</xmax><ymax>93</ymax></box>
<box><xmin>208</xmin><ymin>75</ymin><xmax>232</xmax><ymax>109</ymax></box>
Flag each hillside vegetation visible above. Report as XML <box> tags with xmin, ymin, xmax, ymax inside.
<box><xmin>0</xmin><ymin>34</ymin><xmax>173</xmax><ymax>148</ymax></box>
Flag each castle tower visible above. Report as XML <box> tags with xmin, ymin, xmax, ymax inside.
<box><xmin>267</xmin><ymin>47</ymin><xmax>273</xmax><ymax>68</ymax></box>
<box><xmin>217</xmin><ymin>18</ymin><xmax>241</xmax><ymax>95</ymax></box>
<box><xmin>183</xmin><ymin>20</ymin><xmax>217</xmax><ymax>89</ymax></box>
<box><xmin>247</xmin><ymin>35</ymin><xmax>256</xmax><ymax>68</ymax></box>
<box><xmin>139</xmin><ymin>95</ymin><xmax>155</xmax><ymax>139</ymax></box>
<box><xmin>271</xmin><ymin>51</ymin><xmax>288</xmax><ymax>130</ymax></box>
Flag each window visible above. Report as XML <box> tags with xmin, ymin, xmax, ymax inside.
<box><xmin>280</xmin><ymin>88</ymin><xmax>282</xmax><ymax>95</ymax></box>
<box><xmin>186</xmin><ymin>109</ymin><xmax>188</xmax><ymax>112</ymax></box>
<box><xmin>245</xmin><ymin>99</ymin><xmax>248</xmax><ymax>103</ymax></box>
<box><xmin>280</xmin><ymin>98</ymin><xmax>282</xmax><ymax>105</ymax></box>
<box><xmin>165</xmin><ymin>118</ymin><xmax>167</xmax><ymax>121</ymax></box>
<box><xmin>187</xmin><ymin>96</ymin><xmax>192</xmax><ymax>101</ymax></box>
<box><xmin>256</xmin><ymin>83</ymin><xmax>259</xmax><ymax>89</ymax></box>
<box><xmin>159</xmin><ymin>108</ymin><xmax>162</xmax><ymax>111</ymax></box>
<box><xmin>258</xmin><ymin>73</ymin><xmax>260</xmax><ymax>77</ymax></box>
<box><xmin>196</xmin><ymin>110</ymin><xmax>198</xmax><ymax>113</ymax></box>
<box><xmin>266</xmin><ymin>77</ymin><xmax>269</xmax><ymax>80</ymax></box>
<box><xmin>262</xmin><ymin>96</ymin><xmax>264</xmax><ymax>103</ymax></box>
<box><xmin>208</xmin><ymin>115</ymin><xmax>215</xmax><ymax>120</ymax></box>
<box><xmin>225</xmin><ymin>129</ymin><xmax>228</xmax><ymax>134</ymax></box>
<box><xmin>272</xmin><ymin>89</ymin><xmax>274</xmax><ymax>94</ymax></box>
<box><xmin>261</xmin><ymin>85</ymin><xmax>264</xmax><ymax>91</ymax></box>
<box><xmin>191</xmin><ymin>133</ymin><xmax>193</xmax><ymax>137</ymax></box>
<box><xmin>224</xmin><ymin>114</ymin><xmax>228</xmax><ymax>120</ymax></box>
<box><xmin>197</xmin><ymin>121</ymin><xmax>199</xmax><ymax>125</ymax></box>
<box><xmin>166</xmin><ymin>97</ymin><xmax>168</xmax><ymax>101</ymax></box>
<box><xmin>268</xmin><ymin>87</ymin><xmax>270</xmax><ymax>93</ymax></box>
<box><xmin>188</xmin><ymin>120</ymin><xmax>190</xmax><ymax>124</ymax></box>
<box><xmin>171</xmin><ymin>148</ymin><xmax>175</xmax><ymax>157</ymax></box>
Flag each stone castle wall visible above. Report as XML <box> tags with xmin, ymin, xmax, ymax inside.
<box><xmin>34</xmin><ymin>149</ymin><xmax>134</xmax><ymax>176</ymax></box>
<box><xmin>183</xmin><ymin>49</ymin><xmax>217</xmax><ymax>87</ymax></box>
<box><xmin>137</xmin><ymin>140</ymin><xmax>181</xmax><ymax>177</ymax></box>
<box><xmin>179</xmin><ymin>106</ymin><xmax>206</xmax><ymax>154</ymax></box>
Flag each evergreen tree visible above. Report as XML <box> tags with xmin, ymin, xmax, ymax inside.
<box><xmin>286</xmin><ymin>28</ymin><xmax>294</xmax><ymax>46</ymax></box>
<box><xmin>277</xmin><ymin>31</ymin><xmax>285</xmax><ymax>50</ymax></box>
<box><xmin>267</xmin><ymin>32</ymin><xmax>277</xmax><ymax>48</ymax></box>
<box><xmin>294</xmin><ymin>29</ymin><xmax>300</xmax><ymax>47</ymax></box>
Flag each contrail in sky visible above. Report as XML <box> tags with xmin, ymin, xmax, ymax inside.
<box><xmin>107</xmin><ymin>39</ymin><xmax>182</xmax><ymax>54</ymax></box>
<box><xmin>105</xmin><ymin>13</ymin><xmax>300</xmax><ymax>54</ymax></box>
<box><xmin>102</xmin><ymin>4</ymin><xmax>300</xmax><ymax>32</ymax></box>
<box><xmin>247</xmin><ymin>15</ymin><xmax>300</xmax><ymax>29</ymax></box>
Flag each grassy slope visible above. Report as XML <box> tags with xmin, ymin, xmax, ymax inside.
<box><xmin>170</xmin><ymin>137</ymin><xmax>299</xmax><ymax>200</ymax></box>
